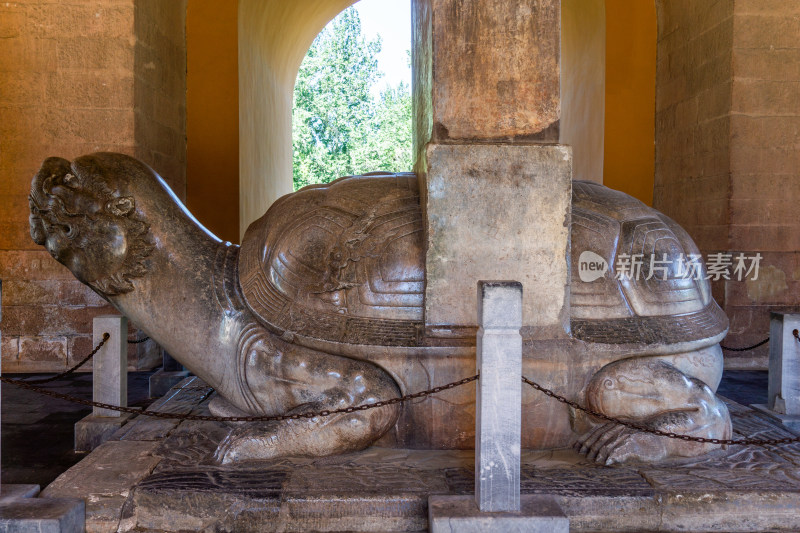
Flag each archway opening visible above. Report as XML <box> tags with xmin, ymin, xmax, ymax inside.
<box><xmin>292</xmin><ymin>2</ymin><xmax>413</xmax><ymax>190</ymax></box>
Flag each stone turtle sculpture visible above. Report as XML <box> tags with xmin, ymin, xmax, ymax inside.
<box><xmin>29</xmin><ymin>153</ymin><xmax>731</xmax><ymax>465</ymax></box>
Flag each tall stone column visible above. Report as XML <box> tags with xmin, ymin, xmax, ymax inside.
<box><xmin>413</xmin><ymin>0</ymin><xmax>571</xmax><ymax>337</ymax></box>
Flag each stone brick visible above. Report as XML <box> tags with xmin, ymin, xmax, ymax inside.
<box><xmin>2</xmin><ymin>280</ymin><xmax>63</xmax><ymax>306</ymax></box>
<box><xmin>44</xmin><ymin>71</ymin><xmax>134</xmax><ymax>109</ymax></box>
<box><xmin>734</xmin><ymin>48</ymin><xmax>800</xmax><ymax>82</ymax></box>
<box><xmin>0</xmin><ymin>37</ymin><xmax>57</xmax><ymax>72</ymax></box>
<box><xmin>0</xmin><ymin>221</ymin><xmax>40</xmax><ymax>252</ymax></box>
<box><xmin>732</xmin><ymin>173</ymin><xmax>800</xmax><ymax>200</ymax></box>
<box><xmin>19</xmin><ymin>336</ymin><xmax>68</xmax><ymax>367</ymax></box>
<box><xmin>733</xmin><ymin>14</ymin><xmax>800</xmax><ymax>50</ymax></box>
<box><xmin>26</xmin><ymin>3</ymin><xmax>134</xmax><ymax>40</ymax></box>
<box><xmin>59</xmin><ymin>280</ymin><xmax>107</xmax><ymax>307</ymax></box>
<box><xmin>56</xmin><ymin>36</ymin><xmax>134</xmax><ymax>70</ymax></box>
<box><xmin>733</xmin><ymin>80</ymin><xmax>800</xmax><ymax>116</ymax></box>
<box><xmin>0</xmin><ymin>71</ymin><xmax>47</xmax><ymax>105</ymax></box>
<box><xmin>730</xmin><ymin>224</ymin><xmax>800</xmax><ymax>252</ymax></box>
<box><xmin>41</xmin><ymin>108</ymin><xmax>135</xmax><ymax>146</ymax></box>
<box><xmin>0</xmin><ymin>251</ymin><xmax>73</xmax><ymax>281</ymax></box>
<box><xmin>0</xmin><ymin>6</ymin><xmax>24</xmax><ymax>38</ymax></box>
<box><xmin>1</xmin><ymin>305</ymin><xmax>114</xmax><ymax>337</ymax></box>
<box><xmin>1</xmin><ymin>335</ymin><xmax>20</xmax><ymax>364</ymax></box>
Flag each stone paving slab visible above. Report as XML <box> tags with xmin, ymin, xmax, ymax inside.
<box><xmin>39</xmin><ymin>378</ymin><xmax>800</xmax><ymax>532</ymax></box>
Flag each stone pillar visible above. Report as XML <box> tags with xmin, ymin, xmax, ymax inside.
<box><xmin>75</xmin><ymin>315</ymin><xmax>135</xmax><ymax>452</ymax></box>
<box><xmin>428</xmin><ymin>280</ymin><xmax>568</xmax><ymax>531</ymax></box>
<box><xmin>751</xmin><ymin>312</ymin><xmax>800</xmax><ymax>431</ymax></box>
<box><xmin>768</xmin><ymin>313</ymin><xmax>800</xmax><ymax>416</ymax></box>
<box><xmin>413</xmin><ymin>0</ymin><xmax>571</xmax><ymax>338</ymax></box>
<box><xmin>475</xmin><ymin>281</ymin><xmax>522</xmax><ymax>512</ymax></box>
<box><xmin>92</xmin><ymin>316</ymin><xmax>128</xmax><ymax>418</ymax></box>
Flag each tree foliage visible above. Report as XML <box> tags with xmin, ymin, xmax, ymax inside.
<box><xmin>292</xmin><ymin>7</ymin><xmax>412</xmax><ymax>190</ymax></box>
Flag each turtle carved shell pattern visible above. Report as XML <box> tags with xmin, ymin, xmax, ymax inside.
<box><xmin>238</xmin><ymin>173</ymin><xmax>728</xmax><ymax>349</ymax></box>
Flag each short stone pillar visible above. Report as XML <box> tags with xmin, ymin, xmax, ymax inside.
<box><xmin>428</xmin><ymin>281</ymin><xmax>568</xmax><ymax>532</ymax></box>
<box><xmin>475</xmin><ymin>281</ymin><xmax>523</xmax><ymax>512</ymax></box>
<box><xmin>75</xmin><ymin>315</ymin><xmax>135</xmax><ymax>452</ymax></box>
<box><xmin>752</xmin><ymin>312</ymin><xmax>800</xmax><ymax>431</ymax></box>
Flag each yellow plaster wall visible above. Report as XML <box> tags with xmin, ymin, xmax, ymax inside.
<box><xmin>186</xmin><ymin>0</ymin><xmax>240</xmax><ymax>243</ymax></box>
<box><xmin>603</xmin><ymin>0</ymin><xmax>656</xmax><ymax>205</ymax></box>
<box><xmin>238</xmin><ymin>0</ymin><xmax>357</xmax><ymax>238</ymax></box>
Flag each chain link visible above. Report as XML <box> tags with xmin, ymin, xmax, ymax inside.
<box><xmin>720</xmin><ymin>337</ymin><xmax>769</xmax><ymax>352</ymax></box>
<box><xmin>5</xmin><ymin>331</ymin><xmax>800</xmax><ymax>447</ymax></box>
<box><xmin>1</xmin><ymin>369</ymin><xmax>478</xmax><ymax>422</ymax></box>
<box><xmin>127</xmin><ymin>336</ymin><xmax>150</xmax><ymax>344</ymax></box>
<box><xmin>521</xmin><ymin>376</ymin><xmax>800</xmax><ymax>447</ymax></box>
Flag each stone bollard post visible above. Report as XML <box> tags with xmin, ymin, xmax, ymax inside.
<box><xmin>428</xmin><ymin>281</ymin><xmax>568</xmax><ymax>532</ymax></box>
<box><xmin>753</xmin><ymin>312</ymin><xmax>800</xmax><ymax>431</ymax></box>
<box><xmin>475</xmin><ymin>281</ymin><xmax>523</xmax><ymax>512</ymax></box>
<box><xmin>92</xmin><ymin>315</ymin><xmax>128</xmax><ymax>417</ymax></box>
<box><xmin>74</xmin><ymin>315</ymin><xmax>136</xmax><ymax>452</ymax></box>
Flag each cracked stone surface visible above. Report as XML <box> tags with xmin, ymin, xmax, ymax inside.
<box><xmin>37</xmin><ymin>376</ymin><xmax>800</xmax><ymax>532</ymax></box>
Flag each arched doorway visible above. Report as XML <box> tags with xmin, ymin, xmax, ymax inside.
<box><xmin>238</xmin><ymin>0</ymin><xmax>359</xmax><ymax>237</ymax></box>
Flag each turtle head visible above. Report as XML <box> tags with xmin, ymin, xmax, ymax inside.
<box><xmin>29</xmin><ymin>153</ymin><xmax>155</xmax><ymax>297</ymax></box>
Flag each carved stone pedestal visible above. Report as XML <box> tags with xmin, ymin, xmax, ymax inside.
<box><xmin>428</xmin><ymin>494</ymin><xmax>569</xmax><ymax>533</ymax></box>
<box><xmin>75</xmin><ymin>412</ymin><xmax>137</xmax><ymax>453</ymax></box>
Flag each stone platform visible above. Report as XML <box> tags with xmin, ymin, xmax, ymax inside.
<box><xmin>42</xmin><ymin>377</ymin><xmax>800</xmax><ymax>532</ymax></box>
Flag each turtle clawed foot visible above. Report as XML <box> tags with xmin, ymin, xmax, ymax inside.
<box><xmin>575</xmin><ymin>424</ymin><xmax>668</xmax><ymax>465</ymax></box>
<box><xmin>213</xmin><ymin>426</ymin><xmax>282</xmax><ymax>464</ymax></box>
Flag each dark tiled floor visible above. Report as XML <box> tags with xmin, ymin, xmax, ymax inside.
<box><xmin>1</xmin><ymin>371</ymin><xmax>155</xmax><ymax>488</ymax></box>
<box><xmin>0</xmin><ymin>369</ymin><xmax>769</xmax><ymax>489</ymax></box>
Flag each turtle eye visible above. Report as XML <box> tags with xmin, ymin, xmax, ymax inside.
<box><xmin>62</xmin><ymin>173</ymin><xmax>78</xmax><ymax>188</ymax></box>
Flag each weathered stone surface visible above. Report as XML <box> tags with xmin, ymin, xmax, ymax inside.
<box><xmin>45</xmin><ymin>386</ymin><xmax>800</xmax><ymax>532</ymax></box>
<box><xmin>475</xmin><ymin>281</ymin><xmax>522</xmax><ymax>512</ymax></box>
<box><xmin>74</xmin><ymin>412</ymin><xmax>136</xmax><ymax>453</ymax></box>
<box><xmin>424</xmin><ymin>144</ymin><xmax>571</xmax><ymax>332</ymax></box>
<box><xmin>413</xmin><ymin>0</ymin><xmax>560</xmax><ymax>145</ymax></box>
<box><xmin>429</xmin><ymin>494</ymin><xmax>569</xmax><ymax>533</ymax></box>
<box><xmin>0</xmin><ymin>498</ymin><xmax>85</xmax><ymax>533</ymax></box>
<box><xmin>148</xmin><ymin>368</ymin><xmax>190</xmax><ymax>398</ymax></box>
<box><xmin>43</xmin><ymin>440</ymin><xmax>161</xmax><ymax>533</ymax></box>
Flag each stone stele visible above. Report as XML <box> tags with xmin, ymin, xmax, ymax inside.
<box><xmin>29</xmin><ymin>152</ymin><xmax>731</xmax><ymax>465</ymax></box>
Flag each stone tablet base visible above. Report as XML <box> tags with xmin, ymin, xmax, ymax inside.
<box><xmin>0</xmin><ymin>498</ymin><xmax>84</xmax><ymax>533</ymax></box>
<box><xmin>74</xmin><ymin>411</ymin><xmax>136</xmax><ymax>452</ymax></box>
<box><xmin>41</xmin><ymin>377</ymin><xmax>800</xmax><ymax>532</ymax></box>
<box><xmin>0</xmin><ymin>484</ymin><xmax>39</xmax><ymax>503</ymax></box>
<box><xmin>751</xmin><ymin>404</ymin><xmax>800</xmax><ymax>432</ymax></box>
<box><xmin>429</xmin><ymin>494</ymin><xmax>568</xmax><ymax>532</ymax></box>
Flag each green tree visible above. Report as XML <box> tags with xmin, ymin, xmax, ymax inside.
<box><xmin>292</xmin><ymin>7</ymin><xmax>412</xmax><ymax>190</ymax></box>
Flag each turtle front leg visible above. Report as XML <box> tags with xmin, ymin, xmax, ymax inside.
<box><xmin>575</xmin><ymin>354</ymin><xmax>731</xmax><ymax>465</ymax></box>
<box><xmin>212</xmin><ymin>331</ymin><xmax>400</xmax><ymax>463</ymax></box>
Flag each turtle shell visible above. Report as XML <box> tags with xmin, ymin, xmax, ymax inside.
<box><xmin>239</xmin><ymin>175</ymin><xmax>727</xmax><ymax>349</ymax></box>
<box><xmin>239</xmin><ymin>173</ymin><xmax>425</xmax><ymax>347</ymax></box>
<box><xmin>570</xmin><ymin>180</ymin><xmax>728</xmax><ymax>346</ymax></box>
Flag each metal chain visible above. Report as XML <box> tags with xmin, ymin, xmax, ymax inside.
<box><xmin>720</xmin><ymin>337</ymin><xmax>769</xmax><ymax>352</ymax></box>
<box><xmin>1</xmin><ymin>372</ymin><xmax>478</xmax><ymax>422</ymax></box>
<box><xmin>127</xmin><ymin>336</ymin><xmax>150</xmax><ymax>344</ymax></box>
<box><xmin>5</xmin><ymin>329</ymin><xmax>800</xmax><ymax>446</ymax></box>
<box><xmin>522</xmin><ymin>376</ymin><xmax>800</xmax><ymax>447</ymax></box>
